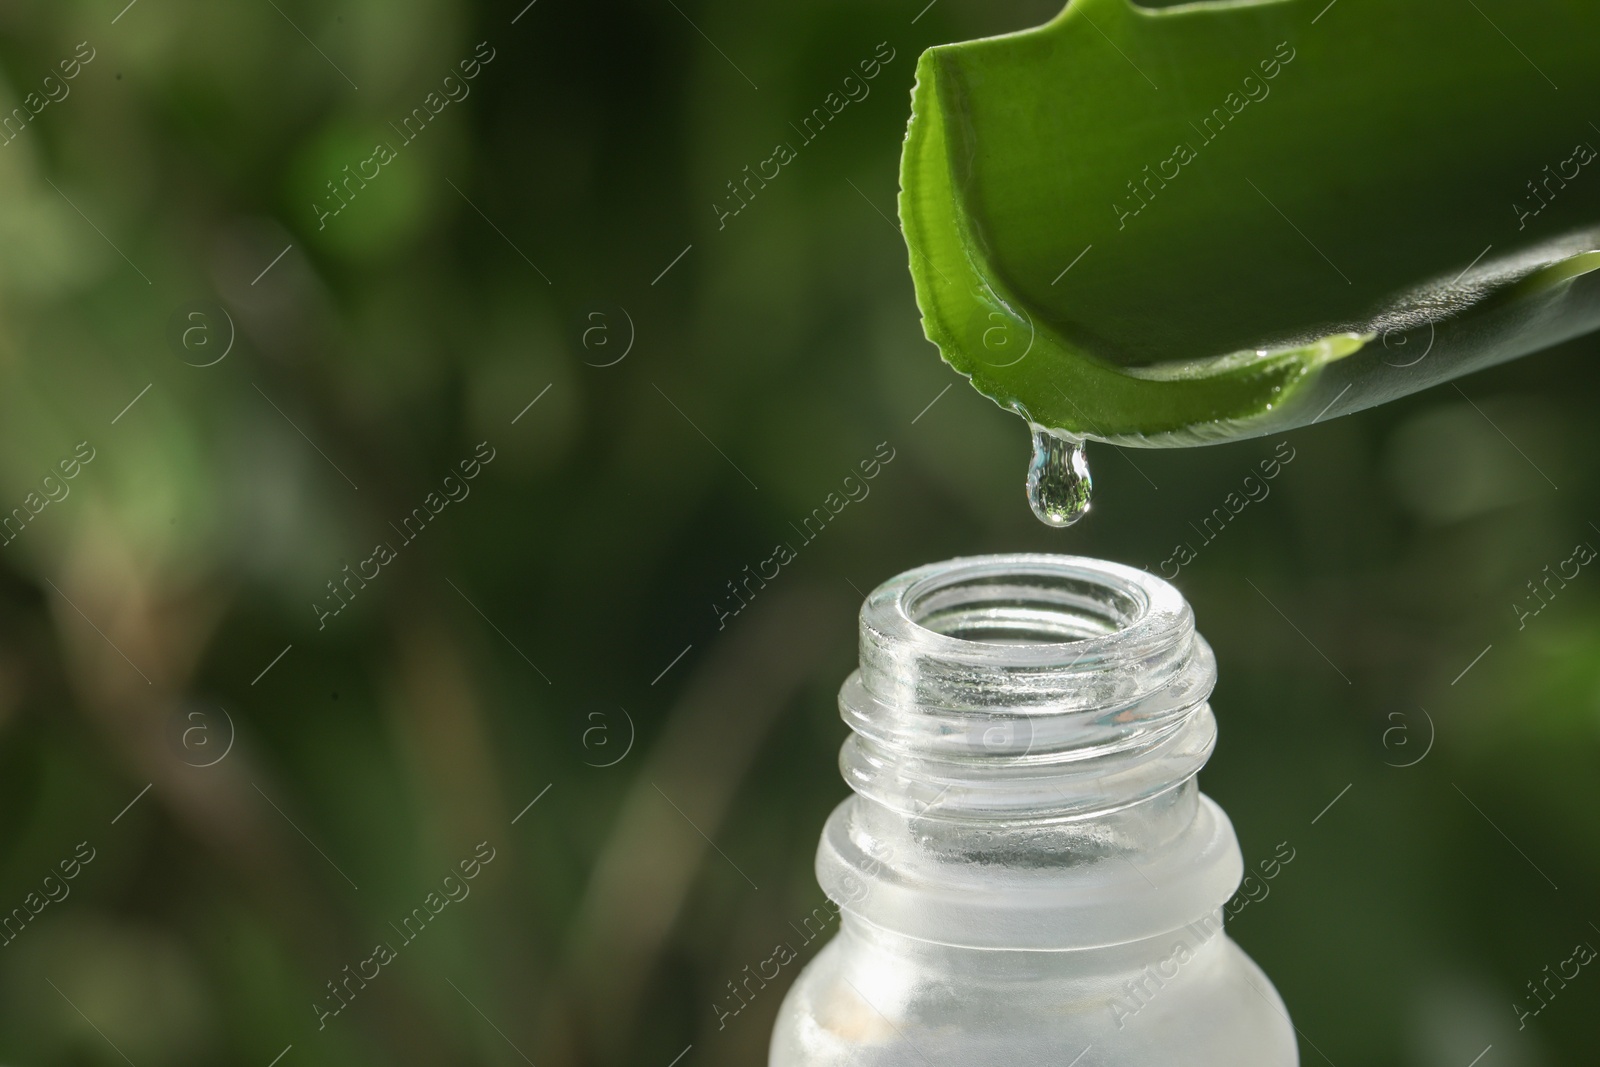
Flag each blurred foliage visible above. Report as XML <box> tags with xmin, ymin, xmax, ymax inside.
<box><xmin>0</xmin><ymin>1</ymin><xmax>1596</xmax><ymax>1065</ymax></box>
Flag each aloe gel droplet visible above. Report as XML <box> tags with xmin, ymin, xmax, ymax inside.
<box><xmin>1025</xmin><ymin>423</ymin><xmax>1091</xmax><ymax>527</ymax></box>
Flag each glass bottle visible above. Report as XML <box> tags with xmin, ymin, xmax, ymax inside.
<box><xmin>770</xmin><ymin>554</ymin><xmax>1297</xmax><ymax>1066</ymax></box>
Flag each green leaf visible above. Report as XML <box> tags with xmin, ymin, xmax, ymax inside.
<box><xmin>899</xmin><ymin>0</ymin><xmax>1600</xmax><ymax>445</ymax></box>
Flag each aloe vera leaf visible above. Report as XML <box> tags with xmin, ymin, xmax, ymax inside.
<box><xmin>899</xmin><ymin>0</ymin><xmax>1600</xmax><ymax>446</ymax></box>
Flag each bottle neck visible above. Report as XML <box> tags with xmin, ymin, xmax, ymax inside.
<box><xmin>836</xmin><ymin>906</ymin><xmax>1231</xmax><ymax>976</ymax></box>
<box><xmin>817</xmin><ymin>555</ymin><xmax>1243</xmax><ymax>950</ymax></box>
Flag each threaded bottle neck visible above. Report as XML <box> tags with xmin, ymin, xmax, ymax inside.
<box><xmin>840</xmin><ymin>554</ymin><xmax>1217</xmax><ymax>824</ymax></box>
<box><xmin>817</xmin><ymin>554</ymin><xmax>1243</xmax><ymax>950</ymax></box>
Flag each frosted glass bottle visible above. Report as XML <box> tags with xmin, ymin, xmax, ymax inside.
<box><xmin>770</xmin><ymin>554</ymin><xmax>1297</xmax><ymax>1066</ymax></box>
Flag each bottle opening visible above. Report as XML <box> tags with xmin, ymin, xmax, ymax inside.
<box><xmin>859</xmin><ymin>556</ymin><xmax>1199</xmax><ymax>707</ymax></box>
<box><xmin>904</xmin><ymin>563</ymin><xmax>1147</xmax><ymax>645</ymax></box>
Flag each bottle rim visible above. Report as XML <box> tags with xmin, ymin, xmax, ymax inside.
<box><xmin>855</xmin><ymin>553</ymin><xmax>1207</xmax><ymax>716</ymax></box>
<box><xmin>880</xmin><ymin>553</ymin><xmax>1186</xmax><ymax>662</ymax></box>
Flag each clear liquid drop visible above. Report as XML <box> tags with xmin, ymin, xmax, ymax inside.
<box><xmin>1025</xmin><ymin>423</ymin><xmax>1091</xmax><ymax>527</ymax></box>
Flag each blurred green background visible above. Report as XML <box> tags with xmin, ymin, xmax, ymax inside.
<box><xmin>0</xmin><ymin>0</ymin><xmax>1596</xmax><ymax>1064</ymax></box>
